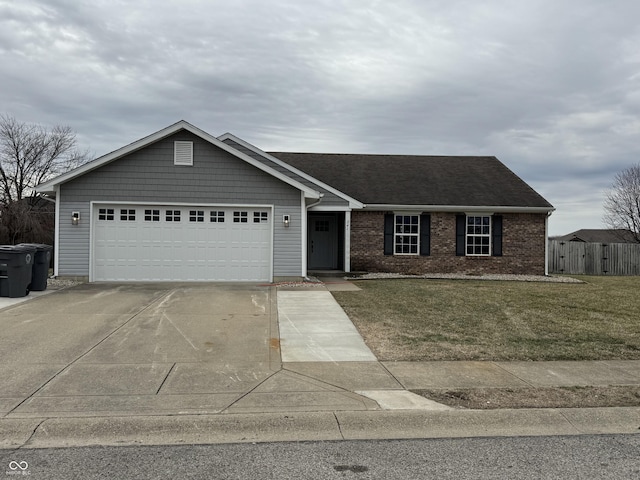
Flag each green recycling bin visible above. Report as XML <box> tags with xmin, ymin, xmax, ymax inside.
<box><xmin>0</xmin><ymin>245</ymin><xmax>35</xmax><ymax>298</ymax></box>
<box><xmin>17</xmin><ymin>243</ymin><xmax>53</xmax><ymax>291</ymax></box>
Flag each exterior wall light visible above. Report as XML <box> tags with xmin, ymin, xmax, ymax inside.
<box><xmin>71</xmin><ymin>211</ymin><xmax>80</xmax><ymax>225</ymax></box>
<box><xmin>283</xmin><ymin>215</ymin><xmax>290</xmax><ymax>228</ymax></box>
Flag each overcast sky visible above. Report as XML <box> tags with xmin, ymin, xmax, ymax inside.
<box><xmin>2</xmin><ymin>0</ymin><xmax>639</xmax><ymax>235</ymax></box>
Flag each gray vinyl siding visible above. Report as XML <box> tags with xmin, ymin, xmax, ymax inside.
<box><xmin>223</xmin><ymin>139</ymin><xmax>349</xmax><ymax>208</ymax></box>
<box><xmin>57</xmin><ymin>199</ymin><xmax>91</xmax><ymax>276</ymax></box>
<box><xmin>58</xmin><ymin>131</ymin><xmax>303</xmax><ymax>278</ymax></box>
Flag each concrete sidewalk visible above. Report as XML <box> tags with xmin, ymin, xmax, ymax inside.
<box><xmin>382</xmin><ymin>360</ymin><xmax>640</xmax><ymax>389</ymax></box>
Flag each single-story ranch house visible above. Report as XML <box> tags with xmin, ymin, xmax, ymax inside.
<box><xmin>36</xmin><ymin>120</ymin><xmax>555</xmax><ymax>282</ymax></box>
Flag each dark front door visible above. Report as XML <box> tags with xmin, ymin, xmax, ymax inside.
<box><xmin>308</xmin><ymin>216</ymin><xmax>338</xmax><ymax>269</ymax></box>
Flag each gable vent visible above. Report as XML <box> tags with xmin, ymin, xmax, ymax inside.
<box><xmin>174</xmin><ymin>141</ymin><xmax>193</xmax><ymax>166</ymax></box>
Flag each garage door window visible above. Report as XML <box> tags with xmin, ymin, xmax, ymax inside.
<box><xmin>120</xmin><ymin>209</ymin><xmax>136</xmax><ymax>221</ymax></box>
<box><xmin>189</xmin><ymin>210</ymin><xmax>204</xmax><ymax>222</ymax></box>
<box><xmin>166</xmin><ymin>210</ymin><xmax>181</xmax><ymax>222</ymax></box>
<box><xmin>254</xmin><ymin>212</ymin><xmax>268</xmax><ymax>223</ymax></box>
<box><xmin>210</xmin><ymin>211</ymin><xmax>225</xmax><ymax>222</ymax></box>
<box><xmin>144</xmin><ymin>209</ymin><xmax>160</xmax><ymax>221</ymax></box>
<box><xmin>98</xmin><ymin>208</ymin><xmax>114</xmax><ymax>221</ymax></box>
<box><xmin>233</xmin><ymin>211</ymin><xmax>248</xmax><ymax>223</ymax></box>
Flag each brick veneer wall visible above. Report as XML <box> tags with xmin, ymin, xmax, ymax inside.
<box><xmin>350</xmin><ymin>211</ymin><xmax>547</xmax><ymax>275</ymax></box>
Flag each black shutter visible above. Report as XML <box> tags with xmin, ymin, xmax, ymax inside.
<box><xmin>384</xmin><ymin>213</ymin><xmax>394</xmax><ymax>255</ymax></box>
<box><xmin>492</xmin><ymin>215</ymin><xmax>503</xmax><ymax>256</ymax></box>
<box><xmin>456</xmin><ymin>215</ymin><xmax>466</xmax><ymax>256</ymax></box>
<box><xmin>419</xmin><ymin>214</ymin><xmax>431</xmax><ymax>256</ymax></box>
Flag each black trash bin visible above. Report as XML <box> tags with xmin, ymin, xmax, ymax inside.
<box><xmin>0</xmin><ymin>245</ymin><xmax>35</xmax><ymax>298</ymax></box>
<box><xmin>17</xmin><ymin>243</ymin><xmax>53</xmax><ymax>291</ymax></box>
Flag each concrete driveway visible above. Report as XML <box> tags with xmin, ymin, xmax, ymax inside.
<box><xmin>0</xmin><ymin>283</ymin><xmax>283</xmax><ymax>416</ymax></box>
<box><xmin>0</xmin><ymin>283</ymin><xmax>379</xmax><ymax>419</ymax></box>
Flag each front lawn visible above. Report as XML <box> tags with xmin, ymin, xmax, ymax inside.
<box><xmin>331</xmin><ymin>276</ymin><xmax>640</xmax><ymax>361</ymax></box>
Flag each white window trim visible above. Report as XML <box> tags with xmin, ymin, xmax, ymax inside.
<box><xmin>174</xmin><ymin>141</ymin><xmax>193</xmax><ymax>166</ymax></box>
<box><xmin>465</xmin><ymin>215</ymin><xmax>492</xmax><ymax>256</ymax></box>
<box><xmin>394</xmin><ymin>213</ymin><xmax>420</xmax><ymax>256</ymax></box>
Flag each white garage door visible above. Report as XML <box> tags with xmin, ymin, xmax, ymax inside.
<box><xmin>92</xmin><ymin>205</ymin><xmax>272</xmax><ymax>282</ymax></box>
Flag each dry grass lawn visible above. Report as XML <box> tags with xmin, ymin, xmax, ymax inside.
<box><xmin>331</xmin><ymin>276</ymin><xmax>640</xmax><ymax>361</ymax></box>
<box><xmin>412</xmin><ymin>386</ymin><xmax>640</xmax><ymax>409</ymax></box>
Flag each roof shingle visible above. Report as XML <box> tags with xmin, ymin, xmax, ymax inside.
<box><xmin>269</xmin><ymin>152</ymin><xmax>553</xmax><ymax>208</ymax></box>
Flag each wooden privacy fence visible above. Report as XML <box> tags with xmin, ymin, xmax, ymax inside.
<box><xmin>548</xmin><ymin>240</ymin><xmax>640</xmax><ymax>275</ymax></box>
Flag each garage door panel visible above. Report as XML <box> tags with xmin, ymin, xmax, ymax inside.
<box><xmin>93</xmin><ymin>205</ymin><xmax>271</xmax><ymax>282</ymax></box>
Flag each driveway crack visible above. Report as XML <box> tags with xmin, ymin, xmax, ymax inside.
<box><xmin>155</xmin><ymin>363</ymin><xmax>177</xmax><ymax>394</ymax></box>
<box><xmin>333</xmin><ymin>412</ymin><xmax>345</xmax><ymax>440</ymax></box>
<box><xmin>219</xmin><ymin>370</ymin><xmax>280</xmax><ymax>413</ymax></box>
<box><xmin>7</xmin><ymin>288</ymin><xmax>176</xmax><ymax>414</ymax></box>
<box><xmin>11</xmin><ymin>417</ymin><xmax>48</xmax><ymax>450</ymax></box>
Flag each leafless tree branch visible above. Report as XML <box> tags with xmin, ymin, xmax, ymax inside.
<box><xmin>0</xmin><ymin>114</ymin><xmax>89</xmax><ymax>204</ymax></box>
<box><xmin>603</xmin><ymin>163</ymin><xmax>640</xmax><ymax>243</ymax></box>
<box><xmin>0</xmin><ymin>114</ymin><xmax>90</xmax><ymax>243</ymax></box>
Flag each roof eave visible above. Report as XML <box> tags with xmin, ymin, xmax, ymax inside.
<box><xmin>362</xmin><ymin>204</ymin><xmax>556</xmax><ymax>214</ymax></box>
<box><xmin>36</xmin><ymin>121</ymin><xmax>321</xmax><ymax>200</ymax></box>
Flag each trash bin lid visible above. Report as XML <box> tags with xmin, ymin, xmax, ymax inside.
<box><xmin>0</xmin><ymin>245</ymin><xmax>34</xmax><ymax>264</ymax></box>
<box><xmin>0</xmin><ymin>245</ymin><xmax>26</xmax><ymax>252</ymax></box>
<box><xmin>12</xmin><ymin>244</ymin><xmax>37</xmax><ymax>252</ymax></box>
<box><xmin>16</xmin><ymin>243</ymin><xmax>52</xmax><ymax>251</ymax></box>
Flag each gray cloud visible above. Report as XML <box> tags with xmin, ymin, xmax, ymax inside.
<box><xmin>2</xmin><ymin>0</ymin><xmax>640</xmax><ymax>234</ymax></box>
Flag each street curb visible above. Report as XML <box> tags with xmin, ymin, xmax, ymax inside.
<box><xmin>2</xmin><ymin>407</ymin><xmax>639</xmax><ymax>449</ymax></box>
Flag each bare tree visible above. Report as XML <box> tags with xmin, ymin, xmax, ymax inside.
<box><xmin>0</xmin><ymin>114</ymin><xmax>89</xmax><ymax>204</ymax></box>
<box><xmin>603</xmin><ymin>163</ymin><xmax>640</xmax><ymax>243</ymax></box>
<box><xmin>0</xmin><ymin>114</ymin><xmax>90</xmax><ymax>243</ymax></box>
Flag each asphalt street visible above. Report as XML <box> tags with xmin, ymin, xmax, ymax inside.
<box><xmin>1</xmin><ymin>434</ymin><xmax>639</xmax><ymax>479</ymax></box>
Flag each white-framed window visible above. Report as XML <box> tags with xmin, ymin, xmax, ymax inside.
<box><xmin>120</xmin><ymin>209</ymin><xmax>136</xmax><ymax>221</ymax></box>
<box><xmin>395</xmin><ymin>214</ymin><xmax>419</xmax><ymax>255</ymax></box>
<box><xmin>98</xmin><ymin>208</ymin><xmax>114</xmax><ymax>221</ymax></box>
<box><xmin>234</xmin><ymin>211</ymin><xmax>248</xmax><ymax>223</ymax></box>
<box><xmin>466</xmin><ymin>215</ymin><xmax>491</xmax><ymax>256</ymax></box>
<box><xmin>189</xmin><ymin>210</ymin><xmax>204</xmax><ymax>222</ymax></box>
<box><xmin>174</xmin><ymin>141</ymin><xmax>193</xmax><ymax>166</ymax></box>
<box><xmin>166</xmin><ymin>210</ymin><xmax>181</xmax><ymax>222</ymax></box>
<box><xmin>210</xmin><ymin>211</ymin><xmax>225</xmax><ymax>222</ymax></box>
<box><xmin>253</xmin><ymin>212</ymin><xmax>268</xmax><ymax>223</ymax></box>
<box><xmin>144</xmin><ymin>209</ymin><xmax>160</xmax><ymax>222</ymax></box>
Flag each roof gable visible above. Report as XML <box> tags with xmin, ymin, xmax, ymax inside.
<box><xmin>36</xmin><ymin>121</ymin><xmax>320</xmax><ymax>199</ymax></box>
<box><xmin>218</xmin><ymin>133</ymin><xmax>363</xmax><ymax>209</ymax></box>
<box><xmin>268</xmin><ymin>152</ymin><xmax>554</xmax><ymax>210</ymax></box>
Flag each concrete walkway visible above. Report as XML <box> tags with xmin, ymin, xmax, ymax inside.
<box><xmin>277</xmin><ymin>290</ymin><xmax>376</xmax><ymax>362</ymax></box>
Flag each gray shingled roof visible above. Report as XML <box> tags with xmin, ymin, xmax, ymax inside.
<box><xmin>552</xmin><ymin>229</ymin><xmax>639</xmax><ymax>243</ymax></box>
<box><xmin>269</xmin><ymin>152</ymin><xmax>553</xmax><ymax>208</ymax></box>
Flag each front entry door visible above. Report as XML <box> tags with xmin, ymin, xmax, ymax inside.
<box><xmin>308</xmin><ymin>216</ymin><xmax>338</xmax><ymax>269</ymax></box>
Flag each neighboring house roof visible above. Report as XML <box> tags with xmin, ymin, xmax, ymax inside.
<box><xmin>552</xmin><ymin>229</ymin><xmax>639</xmax><ymax>243</ymax></box>
<box><xmin>36</xmin><ymin>121</ymin><xmax>320</xmax><ymax>200</ymax></box>
<box><xmin>268</xmin><ymin>152</ymin><xmax>554</xmax><ymax>211</ymax></box>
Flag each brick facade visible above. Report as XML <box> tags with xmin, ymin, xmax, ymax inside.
<box><xmin>350</xmin><ymin>211</ymin><xmax>547</xmax><ymax>275</ymax></box>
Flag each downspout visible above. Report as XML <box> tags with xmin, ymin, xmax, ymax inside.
<box><xmin>38</xmin><ymin>194</ymin><xmax>56</xmax><ymax>204</ymax></box>
<box><xmin>53</xmin><ymin>187</ymin><xmax>60</xmax><ymax>277</ymax></box>
<box><xmin>545</xmin><ymin>211</ymin><xmax>551</xmax><ymax>276</ymax></box>
<box><xmin>35</xmin><ymin>194</ymin><xmax>58</xmax><ymax>275</ymax></box>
